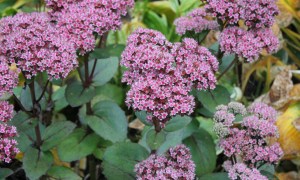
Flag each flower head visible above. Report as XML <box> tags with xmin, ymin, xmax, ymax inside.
<box><xmin>227</xmin><ymin>163</ymin><xmax>267</xmax><ymax>180</ymax></box>
<box><xmin>135</xmin><ymin>144</ymin><xmax>195</xmax><ymax>180</ymax></box>
<box><xmin>0</xmin><ymin>58</ymin><xmax>19</xmax><ymax>96</ymax></box>
<box><xmin>0</xmin><ymin>12</ymin><xmax>78</xmax><ymax>79</ymax></box>
<box><xmin>174</xmin><ymin>7</ymin><xmax>219</xmax><ymax>35</ymax></box>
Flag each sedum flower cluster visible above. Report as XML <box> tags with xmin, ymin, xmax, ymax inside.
<box><xmin>174</xmin><ymin>8</ymin><xmax>219</xmax><ymax>35</ymax></box>
<box><xmin>213</xmin><ymin>102</ymin><xmax>283</xmax><ymax>179</ymax></box>
<box><xmin>0</xmin><ymin>12</ymin><xmax>78</xmax><ymax>80</ymax></box>
<box><xmin>0</xmin><ymin>101</ymin><xmax>19</xmax><ymax>163</ymax></box>
<box><xmin>224</xmin><ymin>162</ymin><xmax>268</xmax><ymax>180</ymax></box>
<box><xmin>135</xmin><ymin>144</ymin><xmax>195</xmax><ymax>180</ymax></box>
<box><xmin>46</xmin><ymin>0</ymin><xmax>134</xmax><ymax>55</ymax></box>
<box><xmin>121</xmin><ymin>28</ymin><xmax>218</xmax><ymax>125</ymax></box>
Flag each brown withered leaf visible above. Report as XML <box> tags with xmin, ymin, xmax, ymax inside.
<box><xmin>277</xmin><ymin>171</ymin><xmax>300</xmax><ymax>180</ymax></box>
<box><xmin>129</xmin><ymin>119</ymin><xmax>145</xmax><ymax>131</ymax></box>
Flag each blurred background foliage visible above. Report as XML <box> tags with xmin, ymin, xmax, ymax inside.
<box><xmin>1</xmin><ymin>0</ymin><xmax>300</xmax><ymax>179</ymax></box>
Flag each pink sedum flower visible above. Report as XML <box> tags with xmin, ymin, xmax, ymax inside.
<box><xmin>174</xmin><ymin>8</ymin><xmax>219</xmax><ymax>35</ymax></box>
<box><xmin>219</xmin><ymin>27</ymin><xmax>279</xmax><ymax>63</ymax></box>
<box><xmin>227</xmin><ymin>163</ymin><xmax>267</xmax><ymax>180</ymax></box>
<box><xmin>122</xmin><ymin>28</ymin><xmax>218</xmax><ymax>125</ymax></box>
<box><xmin>214</xmin><ymin>102</ymin><xmax>283</xmax><ymax>166</ymax></box>
<box><xmin>0</xmin><ymin>101</ymin><xmax>19</xmax><ymax>163</ymax></box>
<box><xmin>0</xmin><ymin>58</ymin><xmax>19</xmax><ymax>96</ymax></box>
<box><xmin>135</xmin><ymin>144</ymin><xmax>195</xmax><ymax>180</ymax></box>
<box><xmin>50</xmin><ymin>0</ymin><xmax>134</xmax><ymax>54</ymax></box>
<box><xmin>0</xmin><ymin>12</ymin><xmax>78</xmax><ymax>80</ymax></box>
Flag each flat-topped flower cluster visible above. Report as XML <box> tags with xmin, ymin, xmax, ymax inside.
<box><xmin>135</xmin><ymin>144</ymin><xmax>195</xmax><ymax>180</ymax></box>
<box><xmin>121</xmin><ymin>28</ymin><xmax>218</xmax><ymax>125</ymax></box>
<box><xmin>213</xmin><ymin>102</ymin><xmax>283</xmax><ymax>179</ymax></box>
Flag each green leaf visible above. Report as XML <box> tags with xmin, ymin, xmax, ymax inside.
<box><xmin>259</xmin><ymin>164</ymin><xmax>277</xmax><ymax>180</ymax></box>
<box><xmin>143</xmin><ymin>10</ymin><xmax>168</xmax><ymax>36</ymax></box>
<box><xmin>199</xmin><ymin>173</ymin><xmax>230</xmax><ymax>180</ymax></box>
<box><xmin>195</xmin><ymin>85</ymin><xmax>231</xmax><ymax>117</ymax></box>
<box><xmin>0</xmin><ymin>168</ymin><xmax>13</xmax><ymax>179</ymax></box>
<box><xmin>219</xmin><ymin>54</ymin><xmax>235</xmax><ymax>73</ymax></box>
<box><xmin>103</xmin><ymin>142</ymin><xmax>149</xmax><ymax>180</ymax></box>
<box><xmin>135</xmin><ymin>111</ymin><xmax>152</xmax><ymax>126</ymax></box>
<box><xmin>65</xmin><ymin>81</ymin><xmax>96</xmax><ymax>107</ymax></box>
<box><xmin>41</xmin><ymin>121</ymin><xmax>76</xmax><ymax>151</ymax></box>
<box><xmin>23</xmin><ymin>147</ymin><xmax>53</xmax><ymax>180</ymax></box>
<box><xmin>146</xmin><ymin>129</ymin><xmax>166</xmax><ymax>150</ymax></box>
<box><xmin>87</xmin><ymin>101</ymin><xmax>128</xmax><ymax>143</ymax></box>
<box><xmin>52</xmin><ymin>85</ymin><xmax>68</xmax><ymax>112</ymax></box>
<box><xmin>90</xmin><ymin>45</ymin><xmax>125</xmax><ymax>59</ymax></box>
<box><xmin>164</xmin><ymin>115</ymin><xmax>192</xmax><ymax>132</ymax></box>
<box><xmin>57</xmin><ymin>128</ymin><xmax>100</xmax><ymax>162</ymax></box>
<box><xmin>10</xmin><ymin>111</ymin><xmax>38</xmax><ymax>133</ymax></box>
<box><xmin>85</xmin><ymin>57</ymin><xmax>119</xmax><ymax>87</ymax></box>
<box><xmin>92</xmin><ymin>84</ymin><xmax>124</xmax><ymax>106</ymax></box>
<box><xmin>183</xmin><ymin>129</ymin><xmax>217</xmax><ymax>176</ymax></box>
<box><xmin>157</xmin><ymin>128</ymin><xmax>184</xmax><ymax>154</ymax></box>
<box><xmin>47</xmin><ymin>166</ymin><xmax>81</xmax><ymax>180</ymax></box>
<box><xmin>19</xmin><ymin>82</ymin><xmax>45</xmax><ymax>111</ymax></box>
<box><xmin>179</xmin><ymin>0</ymin><xmax>201</xmax><ymax>14</ymax></box>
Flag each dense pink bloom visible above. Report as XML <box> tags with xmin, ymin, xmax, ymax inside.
<box><xmin>50</xmin><ymin>0</ymin><xmax>134</xmax><ymax>54</ymax></box>
<box><xmin>214</xmin><ymin>102</ymin><xmax>283</xmax><ymax>166</ymax></box>
<box><xmin>205</xmin><ymin>0</ymin><xmax>278</xmax><ymax>28</ymax></box>
<box><xmin>135</xmin><ymin>144</ymin><xmax>195</xmax><ymax>180</ymax></box>
<box><xmin>0</xmin><ymin>101</ymin><xmax>14</xmax><ymax>123</ymax></box>
<box><xmin>0</xmin><ymin>12</ymin><xmax>78</xmax><ymax>79</ymax></box>
<box><xmin>227</xmin><ymin>163</ymin><xmax>267</xmax><ymax>180</ymax></box>
<box><xmin>122</xmin><ymin>28</ymin><xmax>218</xmax><ymax>124</ymax></box>
<box><xmin>219</xmin><ymin>27</ymin><xmax>279</xmax><ymax>62</ymax></box>
<box><xmin>174</xmin><ymin>8</ymin><xmax>219</xmax><ymax>35</ymax></box>
<box><xmin>0</xmin><ymin>101</ymin><xmax>19</xmax><ymax>163</ymax></box>
<box><xmin>0</xmin><ymin>59</ymin><xmax>19</xmax><ymax>96</ymax></box>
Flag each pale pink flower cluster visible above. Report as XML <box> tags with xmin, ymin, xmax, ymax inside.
<box><xmin>135</xmin><ymin>144</ymin><xmax>195</xmax><ymax>180</ymax></box>
<box><xmin>0</xmin><ymin>12</ymin><xmax>78</xmax><ymax>79</ymax></box>
<box><xmin>215</xmin><ymin>102</ymin><xmax>283</xmax><ymax>165</ymax></box>
<box><xmin>0</xmin><ymin>57</ymin><xmax>19</xmax><ymax>96</ymax></box>
<box><xmin>219</xmin><ymin>27</ymin><xmax>279</xmax><ymax>62</ymax></box>
<box><xmin>48</xmin><ymin>0</ymin><xmax>134</xmax><ymax>55</ymax></box>
<box><xmin>225</xmin><ymin>162</ymin><xmax>268</xmax><ymax>180</ymax></box>
<box><xmin>205</xmin><ymin>0</ymin><xmax>278</xmax><ymax>28</ymax></box>
<box><xmin>121</xmin><ymin>28</ymin><xmax>218</xmax><ymax>124</ymax></box>
<box><xmin>174</xmin><ymin>8</ymin><xmax>219</xmax><ymax>35</ymax></box>
<box><xmin>0</xmin><ymin>101</ymin><xmax>19</xmax><ymax>163</ymax></box>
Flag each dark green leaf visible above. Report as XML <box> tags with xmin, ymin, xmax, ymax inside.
<box><xmin>164</xmin><ymin>115</ymin><xmax>192</xmax><ymax>132</ymax></box>
<box><xmin>47</xmin><ymin>166</ymin><xmax>81</xmax><ymax>180</ymax></box>
<box><xmin>103</xmin><ymin>142</ymin><xmax>149</xmax><ymax>180</ymax></box>
<box><xmin>23</xmin><ymin>147</ymin><xmax>53</xmax><ymax>180</ymax></box>
<box><xmin>87</xmin><ymin>101</ymin><xmax>127</xmax><ymax>143</ymax></box>
<box><xmin>196</xmin><ymin>85</ymin><xmax>231</xmax><ymax>117</ymax></box>
<box><xmin>90</xmin><ymin>45</ymin><xmax>125</xmax><ymax>59</ymax></box>
<box><xmin>157</xmin><ymin>128</ymin><xmax>184</xmax><ymax>154</ymax></box>
<box><xmin>146</xmin><ymin>129</ymin><xmax>166</xmax><ymax>150</ymax></box>
<box><xmin>92</xmin><ymin>84</ymin><xmax>124</xmax><ymax>106</ymax></box>
<box><xmin>135</xmin><ymin>111</ymin><xmax>152</xmax><ymax>126</ymax></box>
<box><xmin>85</xmin><ymin>57</ymin><xmax>119</xmax><ymax>87</ymax></box>
<box><xmin>199</xmin><ymin>172</ymin><xmax>230</xmax><ymax>180</ymax></box>
<box><xmin>65</xmin><ymin>81</ymin><xmax>96</xmax><ymax>107</ymax></box>
<box><xmin>183</xmin><ymin>128</ymin><xmax>217</xmax><ymax>176</ymax></box>
<box><xmin>0</xmin><ymin>168</ymin><xmax>13</xmax><ymax>179</ymax></box>
<box><xmin>57</xmin><ymin>128</ymin><xmax>100</xmax><ymax>162</ymax></box>
<box><xmin>143</xmin><ymin>10</ymin><xmax>168</xmax><ymax>36</ymax></box>
<box><xmin>41</xmin><ymin>121</ymin><xmax>76</xmax><ymax>151</ymax></box>
<box><xmin>52</xmin><ymin>86</ymin><xmax>68</xmax><ymax>112</ymax></box>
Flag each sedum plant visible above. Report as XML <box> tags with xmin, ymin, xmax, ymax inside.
<box><xmin>0</xmin><ymin>0</ymin><xmax>285</xmax><ymax>180</ymax></box>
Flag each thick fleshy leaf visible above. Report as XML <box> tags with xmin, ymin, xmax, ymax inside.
<box><xmin>47</xmin><ymin>166</ymin><xmax>81</xmax><ymax>180</ymax></box>
<box><xmin>103</xmin><ymin>142</ymin><xmax>149</xmax><ymax>180</ymax></box>
<box><xmin>0</xmin><ymin>168</ymin><xmax>13</xmax><ymax>179</ymax></box>
<box><xmin>41</xmin><ymin>121</ymin><xmax>76</xmax><ymax>151</ymax></box>
<box><xmin>183</xmin><ymin>128</ymin><xmax>217</xmax><ymax>176</ymax></box>
<box><xmin>90</xmin><ymin>45</ymin><xmax>125</xmax><ymax>59</ymax></box>
<box><xmin>65</xmin><ymin>81</ymin><xmax>96</xmax><ymax>107</ymax></box>
<box><xmin>146</xmin><ymin>129</ymin><xmax>166</xmax><ymax>150</ymax></box>
<box><xmin>164</xmin><ymin>115</ymin><xmax>192</xmax><ymax>132</ymax></box>
<box><xmin>87</xmin><ymin>101</ymin><xmax>128</xmax><ymax>143</ymax></box>
<box><xmin>23</xmin><ymin>147</ymin><xmax>53</xmax><ymax>180</ymax></box>
<box><xmin>57</xmin><ymin>129</ymin><xmax>100</xmax><ymax>162</ymax></box>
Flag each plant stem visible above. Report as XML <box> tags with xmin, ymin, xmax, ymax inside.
<box><xmin>28</xmin><ymin>81</ymin><xmax>42</xmax><ymax>148</ymax></box>
<box><xmin>217</xmin><ymin>56</ymin><xmax>237</xmax><ymax>81</ymax></box>
<box><xmin>36</xmin><ymin>80</ymin><xmax>49</xmax><ymax>102</ymax></box>
<box><xmin>88</xmin><ymin>155</ymin><xmax>97</xmax><ymax>180</ymax></box>
<box><xmin>153</xmin><ymin>118</ymin><xmax>161</xmax><ymax>133</ymax></box>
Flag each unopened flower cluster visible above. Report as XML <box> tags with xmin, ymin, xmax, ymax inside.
<box><xmin>213</xmin><ymin>102</ymin><xmax>283</xmax><ymax>179</ymax></box>
<box><xmin>0</xmin><ymin>12</ymin><xmax>78</xmax><ymax>79</ymax></box>
<box><xmin>0</xmin><ymin>101</ymin><xmax>19</xmax><ymax>163</ymax></box>
<box><xmin>135</xmin><ymin>144</ymin><xmax>195</xmax><ymax>180</ymax></box>
<box><xmin>174</xmin><ymin>8</ymin><xmax>219</xmax><ymax>35</ymax></box>
<box><xmin>122</xmin><ymin>28</ymin><xmax>218</xmax><ymax>125</ymax></box>
<box><xmin>47</xmin><ymin>0</ymin><xmax>134</xmax><ymax>55</ymax></box>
